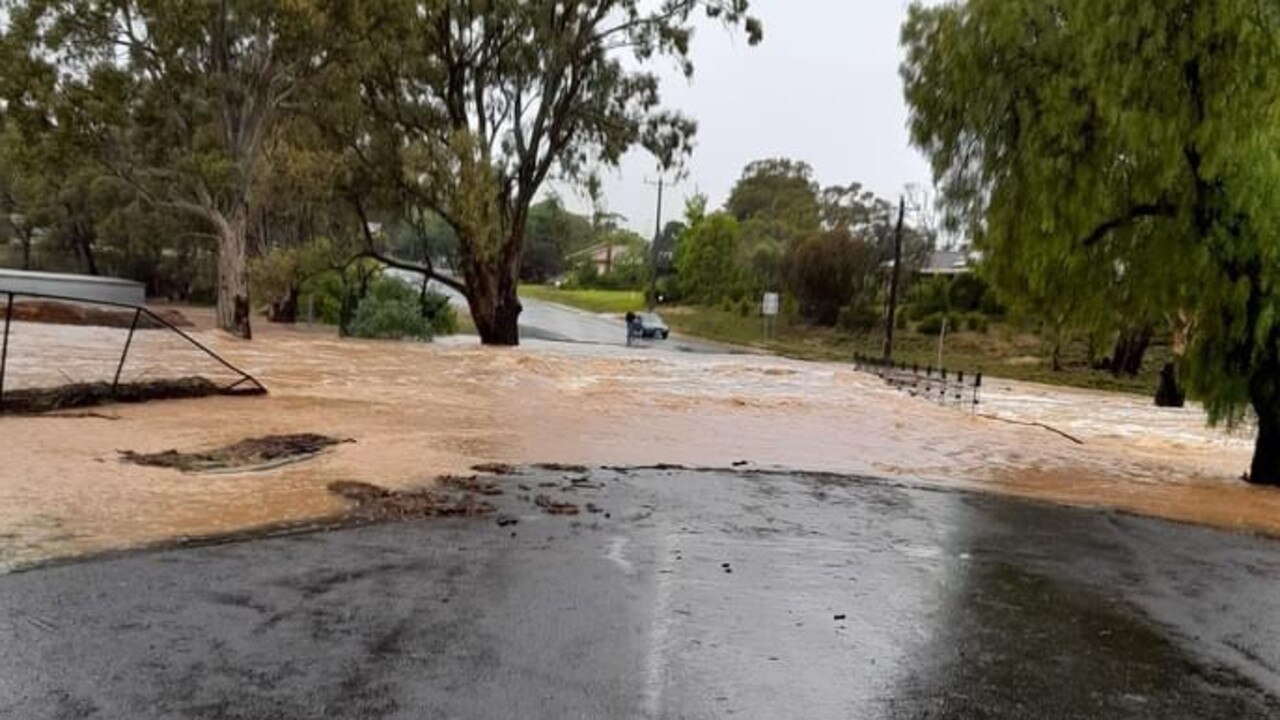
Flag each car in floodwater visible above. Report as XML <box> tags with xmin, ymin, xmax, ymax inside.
<box><xmin>635</xmin><ymin>313</ymin><xmax>669</xmax><ymax>340</ymax></box>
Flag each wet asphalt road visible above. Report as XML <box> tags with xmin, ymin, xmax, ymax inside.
<box><xmin>389</xmin><ymin>270</ymin><xmax>736</xmax><ymax>353</ymax></box>
<box><xmin>3</xmin><ymin>467</ymin><xmax>1280</xmax><ymax>719</ymax></box>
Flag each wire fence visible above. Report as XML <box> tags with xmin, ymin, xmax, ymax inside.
<box><xmin>853</xmin><ymin>353</ymin><xmax>982</xmax><ymax>413</ymax></box>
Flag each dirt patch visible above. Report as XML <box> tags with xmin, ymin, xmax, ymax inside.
<box><xmin>6</xmin><ymin>300</ymin><xmax>193</xmax><ymax>329</ymax></box>
<box><xmin>328</xmin><ymin>480</ymin><xmax>496</xmax><ymax>520</ymax></box>
<box><xmin>120</xmin><ymin>433</ymin><xmax>347</xmax><ymax>473</ymax></box>
<box><xmin>0</xmin><ymin>378</ymin><xmax>255</xmax><ymax>414</ymax></box>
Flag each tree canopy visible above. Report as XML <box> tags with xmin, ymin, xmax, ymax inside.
<box><xmin>903</xmin><ymin>0</ymin><xmax>1280</xmax><ymax>483</ymax></box>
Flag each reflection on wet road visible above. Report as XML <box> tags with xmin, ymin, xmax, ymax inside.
<box><xmin>0</xmin><ymin>317</ymin><xmax>1272</xmax><ymax>570</ymax></box>
<box><xmin>2</xmin><ymin>467</ymin><xmax>1277</xmax><ymax>718</ymax></box>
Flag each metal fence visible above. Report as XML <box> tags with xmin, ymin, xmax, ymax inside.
<box><xmin>0</xmin><ymin>290</ymin><xmax>265</xmax><ymax>412</ymax></box>
<box><xmin>853</xmin><ymin>353</ymin><xmax>982</xmax><ymax>412</ymax></box>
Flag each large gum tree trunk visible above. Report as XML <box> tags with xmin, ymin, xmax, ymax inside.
<box><xmin>1249</xmin><ymin>396</ymin><xmax>1280</xmax><ymax>485</ymax></box>
<box><xmin>463</xmin><ymin>230</ymin><xmax>523</xmax><ymax>346</ymax></box>
<box><xmin>216</xmin><ymin>208</ymin><xmax>252</xmax><ymax>339</ymax></box>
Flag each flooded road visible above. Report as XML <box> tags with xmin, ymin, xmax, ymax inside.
<box><xmin>3</xmin><ymin>467</ymin><xmax>1278</xmax><ymax>718</ymax></box>
<box><xmin>0</xmin><ymin>313</ymin><xmax>1272</xmax><ymax>569</ymax></box>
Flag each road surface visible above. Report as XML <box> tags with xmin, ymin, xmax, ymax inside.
<box><xmin>3</xmin><ymin>466</ymin><xmax>1278</xmax><ymax>719</ymax></box>
<box><xmin>387</xmin><ymin>270</ymin><xmax>738</xmax><ymax>353</ymax></box>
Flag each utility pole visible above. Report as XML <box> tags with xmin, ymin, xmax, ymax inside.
<box><xmin>644</xmin><ymin>175</ymin><xmax>667</xmax><ymax>311</ymax></box>
<box><xmin>883</xmin><ymin>196</ymin><xmax>906</xmax><ymax>361</ymax></box>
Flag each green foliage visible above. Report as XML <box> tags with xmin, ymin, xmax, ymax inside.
<box><xmin>420</xmin><ymin>290</ymin><xmax>459</xmax><ymax>336</ymax></box>
<box><xmin>521</xmin><ymin>196</ymin><xmax>596</xmax><ymax>283</ymax></box>
<box><xmin>917</xmin><ymin>313</ymin><xmax>950</xmax><ymax>336</ymax></box>
<box><xmin>909</xmin><ymin>277</ymin><xmax>952</xmax><ymax>319</ymax></box>
<box><xmin>903</xmin><ymin>0</ymin><xmax>1280</xmax><ymax>475</ymax></box>
<box><xmin>676</xmin><ymin>211</ymin><xmax>743</xmax><ymax>304</ymax></box>
<box><xmin>895</xmin><ymin>311</ymin><xmax>909</xmax><ymax>331</ymax></box>
<box><xmin>349</xmin><ymin>295</ymin><xmax>432</xmax><ymax>342</ymax></box>
<box><xmin>838</xmin><ymin>300</ymin><xmax>882</xmax><ymax>334</ymax></box>
<box><xmin>350</xmin><ymin>0</ymin><xmax>761</xmax><ymax>343</ymax></box>
<box><xmin>788</xmin><ymin>229</ymin><xmax>878</xmax><ymax>326</ymax></box>
<box><xmin>966</xmin><ymin>313</ymin><xmax>989</xmax><ymax>334</ymax></box>
<box><xmin>727</xmin><ymin>158</ymin><xmax>822</xmax><ymax>243</ymax></box>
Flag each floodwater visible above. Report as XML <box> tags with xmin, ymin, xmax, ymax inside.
<box><xmin>0</xmin><ymin>313</ymin><xmax>1273</xmax><ymax>570</ymax></box>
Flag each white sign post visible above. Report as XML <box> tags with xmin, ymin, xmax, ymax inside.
<box><xmin>761</xmin><ymin>292</ymin><xmax>779</xmax><ymax>340</ymax></box>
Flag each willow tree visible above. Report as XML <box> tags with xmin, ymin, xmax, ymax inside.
<box><xmin>3</xmin><ymin>0</ymin><xmax>351</xmax><ymax>337</ymax></box>
<box><xmin>354</xmin><ymin>0</ymin><xmax>761</xmax><ymax>344</ymax></box>
<box><xmin>903</xmin><ymin>0</ymin><xmax>1280</xmax><ymax>483</ymax></box>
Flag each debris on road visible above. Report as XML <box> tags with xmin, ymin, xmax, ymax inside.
<box><xmin>120</xmin><ymin>433</ymin><xmax>347</xmax><ymax>472</ymax></box>
<box><xmin>534</xmin><ymin>462</ymin><xmax>590</xmax><ymax>473</ymax></box>
<box><xmin>472</xmin><ymin>462</ymin><xmax>518</xmax><ymax>475</ymax></box>
<box><xmin>5</xmin><ymin>378</ymin><xmax>232</xmax><ymax>415</ymax></box>
<box><xmin>534</xmin><ymin>494</ymin><xmax>580</xmax><ymax>515</ymax></box>
<box><xmin>440</xmin><ymin>475</ymin><xmax>505</xmax><ymax>496</ymax></box>
<box><xmin>327</xmin><ymin>480</ymin><xmax>496</xmax><ymax>520</ymax></box>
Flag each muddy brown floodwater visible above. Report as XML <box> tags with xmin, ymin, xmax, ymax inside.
<box><xmin>0</xmin><ymin>310</ymin><xmax>1275</xmax><ymax>570</ymax></box>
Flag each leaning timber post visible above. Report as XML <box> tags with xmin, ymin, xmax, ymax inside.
<box><xmin>112</xmin><ymin>308</ymin><xmax>143</xmax><ymax>396</ymax></box>
<box><xmin>883</xmin><ymin>197</ymin><xmax>906</xmax><ymax>361</ymax></box>
<box><xmin>0</xmin><ymin>292</ymin><xmax>12</xmax><ymax>409</ymax></box>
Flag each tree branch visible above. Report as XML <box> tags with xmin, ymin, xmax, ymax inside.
<box><xmin>359</xmin><ymin>249</ymin><xmax>468</xmax><ymax>296</ymax></box>
<box><xmin>1080</xmin><ymin>201</ymin><xmax>1176</xmax><ymax>247</ymax></box>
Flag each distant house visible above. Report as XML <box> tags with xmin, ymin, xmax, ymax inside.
<box><xmin>879</xmin><ymin>248</ymin><xmax>974</xmax><ymax>278</ymax></box>
<box><xmin>917</xmin><ymin>249</ymin><xmax>972</xmax><ymax>277</ymax></box>
<box><xmin>567</xmin><ymin>242</ymin><xmax>638</xmax><ymax>276</ymax></box>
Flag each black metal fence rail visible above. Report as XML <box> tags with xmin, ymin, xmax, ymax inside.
<box><xmin>853</xmin><ymin>353</ymin><xmax>982</xmax><ymax>412</ymax></box>
<box><xmin>0</xmin><ymin>290</ymin><xmax>267</xmax><ymax>411</ymax></box>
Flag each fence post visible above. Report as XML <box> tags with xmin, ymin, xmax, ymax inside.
<box><xmin>112</xmin><ymin>308</ymin><xmax>143</xmax><ymax>395</ymax></box>
<box><xmin>0</xmin><ymin>292</ymin><xmax>12</xmax><ymax>410</ymax></box>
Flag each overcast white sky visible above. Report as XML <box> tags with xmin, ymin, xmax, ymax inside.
<box><xmin>552</xmin><ymin>0</ymin><xmax>935</xmax><ymax>235</ymax></box>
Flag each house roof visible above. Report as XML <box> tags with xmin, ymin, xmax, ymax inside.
<box><xmin>919</xmin><ymin>249</ymin><xmax>971</xmax><ymax>275</ymax></box>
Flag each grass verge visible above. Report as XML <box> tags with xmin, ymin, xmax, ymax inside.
<box><xmin>661</xmin><ymin>305</ymin><xmax>1165</xmax><ymax>396</ymax></box>
<box><xmin>520</xmin><ymin>285</ymin><xmax>645</xmax><ymax>314</ymax></box>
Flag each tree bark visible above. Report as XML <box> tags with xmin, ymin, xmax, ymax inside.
<box><xmin>462</xmin><ymin>229</ymin><xmax>523</xmax><ymax>346</ymax></box>
<box><xmin>216</xmin><ymin>208</ymin><xmax>252</xmax><ymax>339</ymax></box>
<box><xmin>1249</xmin><ymin>396</ymin><xmax>1280</xmax><ymax>485</ymax></box>
<box><xmin>1154</xmin><ymin>361</ymin><xmax>1186</xmax><ymax>408</ymax></box>
<box><xmin>267</xmin><ymin>286</ymin><xmax>298</xmax><ymax>323</ymax></box>
<box><xmin>1110</xmin><ymin>324</ymin><xmax>1153</xmax><ymax>377</ymax></box>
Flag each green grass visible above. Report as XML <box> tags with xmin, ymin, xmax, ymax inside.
<box><xmin>662</xmin><ymin>305</ymin><xmax>1166</xmax><ymax>396</ymax></box>
<box><xmin>519</xmin><ymin>285</ymin><xmax>645</xmax><ymax>314</ymax></box>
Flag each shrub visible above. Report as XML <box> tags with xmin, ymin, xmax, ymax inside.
<box><xmin>421</xmin><ymin>290</ymin><xmax>459</xmax><ymax>335</ymax></box>
<box><xmin>838</xmin><ymin>300</ymin><xmax>881</xmax><ymax>333</ymax></box>
<box><xmin>895</xmin><ymin>310</ymin><xmax>909</xmax><ymax>330</ymax></box>
<box><xmin>918</xmin><ymin>312</ymin><xmax>955</xmax><ymax>336</ymax></box>
<box><xmin>966</xmin><ymin>312</ymin><xmax>989</xmax><ymax>333</ymax></box>
<box><xmin>737</xmin><ymin>298</ymin><xmax>754</xmax><ymax>317</ymax></box>
<box><xmin>349</xmin><ymin>293</ymin><xmax>431</xmax><ymax>341</ymax></box>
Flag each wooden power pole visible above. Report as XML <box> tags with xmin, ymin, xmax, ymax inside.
<box><xmin>883</xmin><ymin>196</ymin><xmax>906</xmax><ymax>361</ymax></box>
